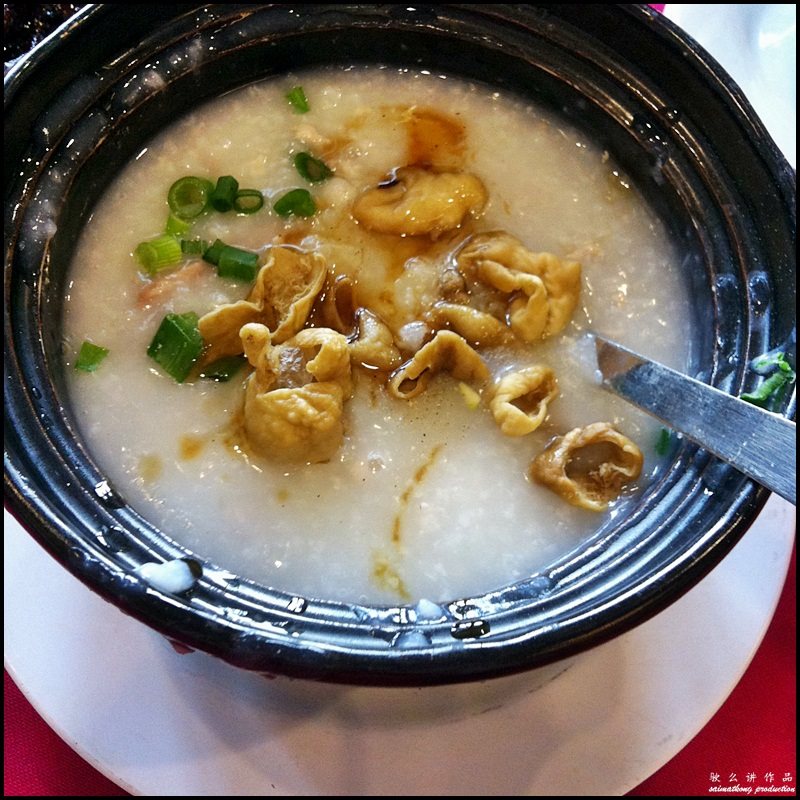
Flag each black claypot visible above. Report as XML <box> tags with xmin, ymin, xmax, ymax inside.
<box><xmin>4</xmin><ymin>4</ymin><xmax>795</xmax><ymax>685</ymax></box>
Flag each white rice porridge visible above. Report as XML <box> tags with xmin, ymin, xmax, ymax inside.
<box><xmin>63</xmin><ymin>67</ymin><xmax>691</xmax><ymax>604</ymax></box>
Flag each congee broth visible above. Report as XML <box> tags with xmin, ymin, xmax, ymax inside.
<box><xmin>63</xmin><ymin>67</ymin><xmax>690</xmax><ymax>604</ymax></box>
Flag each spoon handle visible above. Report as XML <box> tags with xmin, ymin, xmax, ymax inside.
<box><xmin>593</xmin><ymin>335</ymin><xmax>796</xmax><ymax>505</ymax></box>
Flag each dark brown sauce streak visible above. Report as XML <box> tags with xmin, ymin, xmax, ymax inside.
<box><xmin>371</xmin><ymin>554</ymin><xmax>411</xmax><ymax>600</ymax></box>
<box><xmin>365</xmin><ymin>106</ymin><xmax>471</xmax><ymax>282</ymax></box>
<box><xmin>407</xmin><ymin>107</ymin><xmax>467</xmax><ymax>170</ymax></box>
<box><xmin>391</xmin><ymin>442</ymin><xmax>445</xmax><ymax>547</ymax></box>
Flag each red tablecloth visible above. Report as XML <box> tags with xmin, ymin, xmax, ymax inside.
<box><xmin>4</xmin><ymin>545</ymin><xmax>795</xmax><ymax>796</ymax></box>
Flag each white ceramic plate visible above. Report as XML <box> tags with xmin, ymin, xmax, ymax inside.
<box><xmin>4</xmin><ymin>498</ymin><xmax>795</xmax><ymax>796</ymax></box>
<box><xmin>4</xmin><ymin>5</ymin><xmax>796</xmax><ymax>796</ymax></box>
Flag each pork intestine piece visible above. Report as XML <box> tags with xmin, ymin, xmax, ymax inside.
<box><xmin>319</xmin><ymin>272</ymin><xmax>358</xmax><ymax>334</ymax></box>
<box><xmin>457</xmin><ymin>231</ymin><xmax>582</xmax><ymax>342</ymax></box>
<box><xmin>490</xmin><ymin>366</ymin><xmax>559</xmax><ymax>436</ymax></box>
<box><xmin>530</xmin><ymin>422</ymin><xmax>643</xmax><ymax>511</ymax></box>
<box><xmin>352</xmin><ymin>166</ymin><xmax>487</xmax><ymax>238</ymax></box>
<box><xmin>388</xmin><ymin>330</ymin><xmax>489</xmax><ymax>400</ymax></box>
<box><xmin>198</xmin><ymin>246</ymin><xmax>327</xmax><ymax>362</ymax></box>
<box><xmin>424</xmin><ymin>301</ymin><xmax>513</xmax><ymax>347</ymax></box>
<box><xmin>239</xmin><ymin>323</ymin><xmax>351</xmax><ymax>463</ymax></box>
<box><xmin>349</xmin><ymin>309</ymin><xmax>403</xmax><ymax>371</ymax></box>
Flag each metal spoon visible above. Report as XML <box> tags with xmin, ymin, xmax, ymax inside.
<box><xmin>592</xmin><ymin>334</ymin><xmax>796</xmax><ymax>505</ymax></box>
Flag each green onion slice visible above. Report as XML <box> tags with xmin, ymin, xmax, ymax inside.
<box><xmin>233</xmin><ymin>189</ymin><xmax>264</xmax><ymax>214</ymax></box>
<box><xmin>273</xmin><ymin>188</ymin><xmax>317</xmax><ymax>218</ymax></box>
<box><xmin>741</xmin><ymin>371</ymin><xmax>795</xmax><ymax>407</ymax></box>
<box><xmin>654</xmin><ymin>427</ymin><xmax>673</xmax><ymax>456</ymax></box>
<box><xmin>217</xmin><ymin>246</ymin><xmax>259</xmax><ymax>282</ymax></box>
<box><xmin>147</xmin><ymin>312</ymin><xmax>204</xmax><ymax>383</ymax></box>
<box><xmin>167</xmin><ymin>176</ymin><xmax>213</xmax><ymax>220</ymax></box>
<box><xmin>165</xmin><ymin>212</ymin><xmax>192</xmax><ymax>236</ymax></box>
<box><xmin>202</xmin><ymin>238</ymin><xmax>259</xmax><ymax>282</ymax></box>
<box><xmin>209</xmin><ymin>175</ymin><xmax>240</xmax><ymax>212</ymax></box>
<box><xmin>202</xmin><ymin>238</ymin><xmax>227</xmax><ymax>266</ymax></box>
<box><xmin>75</xmin><ymin>340</ymin><xmax>109</xmax><ymax>372</ymax></box>
<box><xmin>294</xmin><ymin>151</ymin><xmax>333</xmax><ymax>183</ymax></box>
<box><xmin>134</xmin><ymin>234</ymin><xmax>182</xmax><ymax>275</ymax></box>
<box><xmin>285</xmin><ymin>85</ymin><xmax>309</xmax><ymax>113</ymax></box>
<box><xmin>751</xmin><ymin>350</ymin><xmax>793</xmax><ymax>375</ymax></box>
<box><xmin>199</xmin><ymin>354</ymin><xmax>247</xmax><ymax>382</ymax></box>
<box><xmin>743</xmin><ymin>349</ymin><xmax>796</xmax><ymax>408</ymax></box>
<box><xmin>180</xmin><ymin>238</ymin><xmax>209</xmax><ymax>256</ymax></box>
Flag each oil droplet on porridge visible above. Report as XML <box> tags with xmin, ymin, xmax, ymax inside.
<box><xmin>179</xmin><ymin>434</ymin><xmax>205</xmax><ymax>460</ymax></box>
<box><xmin>138</xmin><ymin>453</ymin><xmax>163</xmax><ymax>482</ymax></box>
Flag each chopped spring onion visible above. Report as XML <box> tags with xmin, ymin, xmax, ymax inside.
<box><xmin>75</xmin><ymin>340</ymin><xmax>109</xmax><ymax>372</ymax></box>
<box><xmin>134</xmin><ymin>234</ymin><xmax>182</xmax><ymax>275</ymax></box>
<box><xmin>167</xmin><ymin>176</ymin><xmax>213</xmax><ymax>220</ymax></box>
<box><xmin>285</xmin><ymin>85</ymin><xmax>309</xmax><ymax>113</ymax></box>
<box><xmin>233</xmin><ymin>189</ymin><xmax>264</xmax><ymax>214</ymax></box>
<box><xmin>199</xmin><ymin>354</ymin><xmax>247</xmax><ymax>382</ymax></box>
<box><xmin>273</xmin><ymin>188</ymin><xmax>317</xmax><ymax>218</ymax></box>
<box><xmin>654</xmin><ymin>427</ymin><xmax>673</xmax><ymax>456</ymax></box>
<box><xmin>147</xmin><ymin>312</ymin><xmax>204</xmax><ymax>383</ymax></box>
<box><xmin>217</xmin><ymin>246</ymin><xmax>259</xmax><ymax>282</ymax></box>
<box><xmin>751</xmin><ymin>350</ymin><xmax>794</xmax><ymax>375</ymax></box>
<box><xmin>180</xmin><ymin>238</ymin><xmax>209</xmax><ymax>256</ymax></box>
<box><xmin>209</xmin><ymin>175</ymin><xmax>240</xmax><ymax>212</ymax></box>
<box><xmin>741</xmin><ymin>350</ymin><xmax>796</xmax><ymax>408</ymax></box>
<box><xmin>294</xmin><ymin>151</ymin><xmax>333</xmax><ymax>183</ymax></box>
<box><xmin>202</xmin><ymin>238</ymin><xmax>259</xmax><ymax>282</ymax></box>
<box><xmin>741</xmin><ymin>371</ymin><xmax>795</xmax><ymax>407</ymax></box>
<box><xmin>165</xmin><ymin>212</ymin><xmax>191</xmax><ymax>236</ymax></box>
<box><xmin>202</xmin><ymin>238</ymin><xmax>227</xmax><ymax>266</ymax></box>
